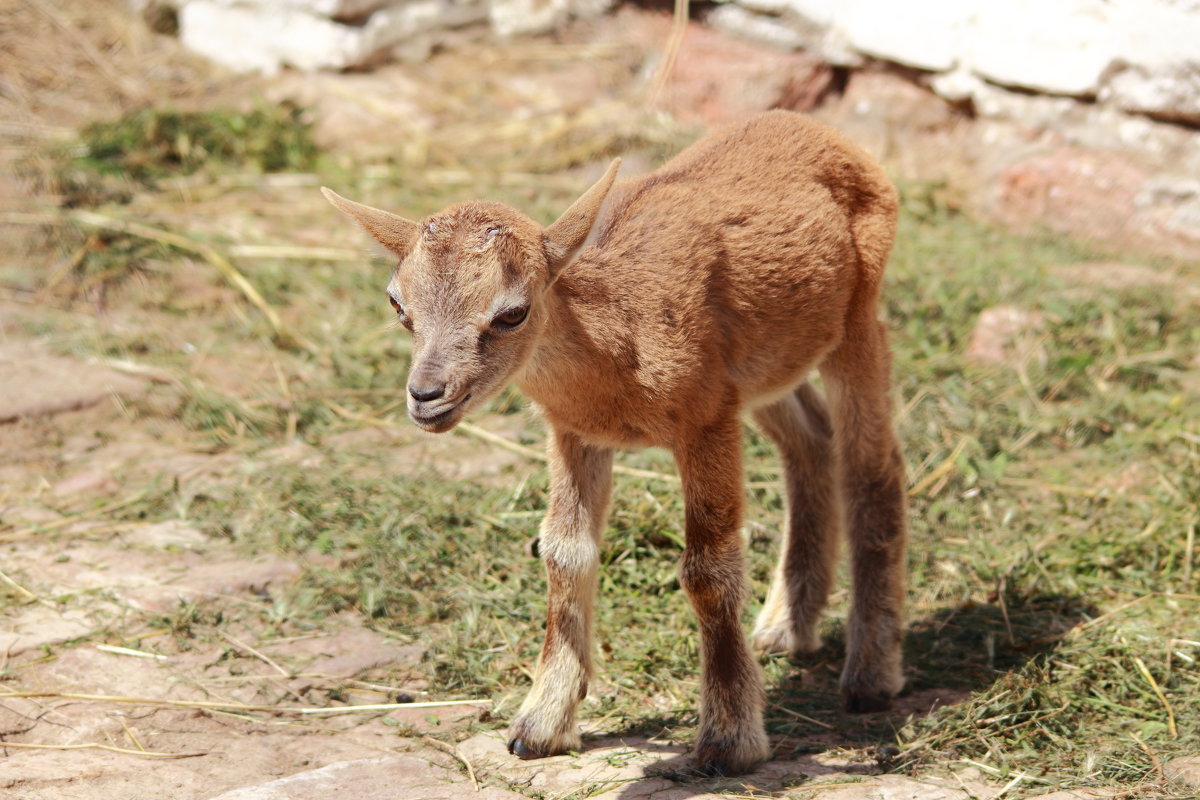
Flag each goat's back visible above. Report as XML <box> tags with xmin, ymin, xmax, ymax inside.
<box><xmin>558</xmin><ymin>111</ymin><xmax>897</xmax><ymax>417</ymax></box>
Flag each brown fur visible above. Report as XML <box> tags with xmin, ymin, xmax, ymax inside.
<box><xmin>323</xmin><ymin>110</ymin><xmax>907</xmax><ymax>775</ymax></box>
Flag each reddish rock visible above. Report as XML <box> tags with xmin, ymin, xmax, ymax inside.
<box><xmin>206</xmin><ymin>755</ymin><xmax>525</xmax><ymax>800</ymax></box>
<box><xmin>269</xmin><ymin>626</ymin><xmax>426</xmax><ymax>679</ymax></box>
<box><xmin>966</xmin><ymin>306</ymin><xmax>1046</xmax><ymax>367</ymax></box>
<box><xmin>0</xmin><ymin>605</ymin><xmax>99</xmax><ymax>659</ymax></box>
<box><xmin>1050</xmin><ymin>261</ymin><xmax>1175</xmax><ymax>292</ymax></box>
<box><xmin>610</xmin><ymin>7</ymin><xmax>828</xmax><ymax>126</ymax></box>
<box><xmin>1164</xmin><ymin>755</ymin><xmax>1200</xmax><ymax>792</ymax></box>
<box><xmin>0</xmin><ymin>345</ymin><xmax>147</xmax><ymax>423</ymax></box>
<box><xmin>994</xmin><ymin>148</ymin><xmax>1149</xmax><ymax>244</ymax></box>
<box><xmin>52</xmin><ymin>469</ymin><xmax>119</xmax><ymax>497</ymax></box>
<box><xmin>1020</xmin><ymin>790</ymin><xmax>1125</xmax><ymax>800</ymax></box>
<box><xmin>119</xmin><ymin>555</ymin><xmax>303</xmax><ymax>612</ymax></box>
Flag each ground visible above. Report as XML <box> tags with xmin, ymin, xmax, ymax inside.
<box><xmin>2</xmin><ymin>2</ymin><xmax>1200</xmax><ymax>799</ymax></box>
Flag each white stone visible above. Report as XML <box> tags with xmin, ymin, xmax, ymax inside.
<box><xmin>180</xmin><ymin>3</ymin><xmax>366</xmax><ymax>74</ymax></box>
<box><xmin>1104</xmin><ymin>1</ymin><xmax>1200</xmax><ymax>121</ymax></box>
<box><xmin>177</xmin><ymin>0</ymin><xmax>485</xmax><ymax>74</ymax></box>
<box><xmin>969</xmin><ymin>82</ymin><xmax>1078</xmax><ymax>127</ymax></box>
<box><xmin>839</xmin><ymin>0</ymin><xmax>971</xmax><ymax>72</ymax></box>
<box><xmin>723</xmin><ymin>0</ymin><xmax>1200</xmax><ymax>124</ymax></box>
<box><xmin>963</xmin><ymin>0</ymin><xmax>1115</xmax><ymax>96</ymax></box>
<box><xmin>740</xmin><ymin>0</ymin><xmax>838</xmax><ymax>29</ymax></box>
<box><xmin>930</xmin><ymin>69</ymin><xmax>984</xmax><ymax>103</ymax></box>
<box><xmin>708</xmin><ymin>4</ymin><xmax>808</xmax><ymax>51</ymax></box>
<box><xmin>489</xmin><ymin>0</ymin><xmax>570</xmax><ymax>37</ymax></box>
<box><xmin>237</xmin><ymin>0</ymin><xmax>386</xmax><ymax>18</ymax></box>
<box><xmin>569</xmin><ymin>0</ymin><xmax>617</xmax><ymax>20</ymax></box>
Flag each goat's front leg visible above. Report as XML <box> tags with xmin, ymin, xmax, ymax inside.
<box><xmin>675</xmin><ymin>414</ymin><xmax>770</xmax><ymax>775</ymax></box>
<box><xmin>508</xmin><ymin>428</ymin><xmax>613</xmax><ymax>759</ymax></box>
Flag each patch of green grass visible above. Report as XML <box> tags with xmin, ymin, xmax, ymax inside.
<box><xmin>78</xmin><ymin>103</ymin><xmax>319</xmax><ymax>183</ymax></box>
<box><xmin>29</xmin><ymin>102</ymin><xmax>321</xmax><ymax>207</ymax></box>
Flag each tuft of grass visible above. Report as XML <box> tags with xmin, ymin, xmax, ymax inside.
<box><xmin>30</xmin><ymin>102</ymin><xmax>321</xmax><ymax>207</ymax></box>
<box><xmin>77</xmin><ymin>103</ymin><xmax>319</xmax><ymax>183</ymax></box>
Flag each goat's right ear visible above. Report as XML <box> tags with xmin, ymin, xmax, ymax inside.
<box><xmin>543</xmin><ymin>158</ymin><xmax>621</xmax><ymax>279</ymax></box>
<box><xmin>321</xmin><ymin>188</ymin><xmax>420</xmax><ymax>257</ymax></box>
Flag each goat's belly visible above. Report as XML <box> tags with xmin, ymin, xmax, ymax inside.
<box><xmin>531</xmin><ymin>398</ymin><xmax>661</xmax><ymax>450</ymax></box>
<box><xmin>728</xmin><ymin>328</ymin><xmax>840</xmax><ymax>403</ymax></box>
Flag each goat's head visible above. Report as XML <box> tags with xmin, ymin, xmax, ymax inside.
<box><xmin>323</xmin><ymin>159</ymin><xmax>620</xmax><ymax>433</ymax></box>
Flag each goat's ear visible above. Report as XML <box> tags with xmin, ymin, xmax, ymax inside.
<box><xmin>543</xmin><ymin>158</ymin><xmax>621</xmax><ymax>278</ymax></box>
<box><xmin>321</xmin><ymin>188</ymin><xmax>420</xmax><ymax>257</ymax></box>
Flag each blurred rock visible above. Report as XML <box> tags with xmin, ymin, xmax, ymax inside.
<box><xmin>1049</xmin><ymin>262</ymin><xmax>1177</xmax><ymax>292</ymax></box>
<box><xmin>269</xmin><ymin>627</ymin><xmax>425</xmax><ymax>681</ymax></box>
<box><xmin>162</xmin><ymin>0</ymin><xmax>614</xmax><ymax>73</ymax></box>
<box><xmin>993</xmin><ymin>148</ymin><xmax>1149</xmax><ymax>244</ymax></box>
<box><xmin>721</xmin><ymin>0</ymin><xmax>1200</xmax><ymax>125</ymax></box>
<box><xmin>0</xmin><ymin>344</ymin><xmax>146</xmax><ymax>423</ymax></box>
<box><xmin>1021</xmin><ymin>791</ymin><xmax>1125</xmax><ymax>800</ymax></box>
<box><xmin>616</xmin><ymin>11</ymin><xmax>827</xmax><ymax>126</ymax></box>
<box><xmin>706</xmin><ymin>4</ymin><xmax>808</xmax><ymax>51</ymax></box>
<box><xmin>52</xmin><ymin>469</ymin><xmax>119</xmax><ymax>497</ymax></box>
<box><xmin>177</xmin><ymin>0</ymin><xmax>487</xmax><ymax>74</ymax></box>
<box><xmin>1164</xmin><ymin>755</ymin><xmax>1200</xmax><ymax>791</ymax></box>
<box><xmin>207</xmin><ymin>755</ymin><xmax>526</xmax><ymax>800</ymax></box>
<box><xmin>966</xmin><ymin>306</ymin><xmax>1046</xmax><ymax>367</ymax></box>
<box><xmin>490</xmin><ymin>0</ymin><xmax>614</xmax><ymax>38</ymax></box>
<box><xmin>123</xmin><ymin>520</ymin><xmax>210</xmax><ymax>549</ymax></box>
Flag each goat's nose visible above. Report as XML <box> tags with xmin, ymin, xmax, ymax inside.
<box><xmin>408</xmin><ymin>382</ymin><xmax>446</xmax><ymax>402</ymax></box>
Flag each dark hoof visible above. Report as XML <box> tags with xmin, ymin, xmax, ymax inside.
<box><xmin>844</xmin><ymin>691</ymin><xmax>893</xmax><ymax>713</ymax></box>
<box><xmin>507</xmin><ymin>737</ymin><xmax>538</xmax><ymax>760</ymax></box>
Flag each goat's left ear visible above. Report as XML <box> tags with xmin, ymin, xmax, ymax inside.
<box><xmin>321</xmin><ymin>188</ymin><xmax>421</xmax><ymax>258</ymax></box>
<box><xmin>543</xmin><ymin>158</ymin><xmax>621</xmax><ymax>279</ymax></box>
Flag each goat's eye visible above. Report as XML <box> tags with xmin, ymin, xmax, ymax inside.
<box><xmin>388</xmin><ymin>295</ymin><xmax>413</xmax><ymax>330</ymax></box>
<box><xmin>486</xmin><ymin>227</ymin><xmax>500</xmax><ymax>239</ymax></box>
<box><xmin>492</xmin><ymin>305</ymin><xmax>529</xmax><ymax>330</ymax></box>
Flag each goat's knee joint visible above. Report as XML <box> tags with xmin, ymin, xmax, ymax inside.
<box><xmin>539</xmin><ymin>531</ymin><xmax>598</xmax><ymax>575</ymax></box>
<box><xmin>680</xmin><ymin>549</ymin><xmax>745</xmax><ymax>617</ymax></box>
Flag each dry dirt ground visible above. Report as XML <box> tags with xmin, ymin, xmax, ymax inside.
<box><xmin>1</xmin><ymin>2</ymin><xmax>1196</xmax><ymax>800</ymax></box>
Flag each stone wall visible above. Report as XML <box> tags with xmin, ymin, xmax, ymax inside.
<box><xmin>139</xmin><ymin>0</ymin><xmax>615</xmax><ymax>74</ymax></box>
<box><xmin>711</xmin><ymin>0</ymin><xmax>1200</xmax><ymax>127</ymax></box>
<box><xmin>152</xmin><ymin>0</ymin><xmax>1200</xmax><ymax>130</ymax></box>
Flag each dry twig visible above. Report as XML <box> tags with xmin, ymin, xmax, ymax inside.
<box><xmin>650</xmin><ymin>0</ymin><xmax>689</xmax><ymax>106</ymax></box>
<box><xmin>422</xmin><ymin>735</ymin><xmax>480</xmax><ymax>792</ymax></box>
<box><xmin>908</xmin><ymin>436</ymin><xmax>968</xmax><ymax>497</ymax></box>
<box><xmin>0</xmin><ymin>740</ymin><xmax>206</xmax><ymax>759</ymax></box>
<box><xmin>0</xmin><ymin>690</ymin><xmax>491</xmax><ymax>717</ymax></box>
<box><xmin>67</xmin><ymin>210</ymin><xmax>285</xmax><ymax>338</ymax></box>
<box><xmin>1132</xmin><ymin>656</ymin><xmax>1178</xmax><ymax>739</ymax></box>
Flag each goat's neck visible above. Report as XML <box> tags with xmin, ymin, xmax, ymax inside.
<box><xmin>517</xmin><ymin>279</ymin><xmax>597</xmax><ymax>402</ymax></box>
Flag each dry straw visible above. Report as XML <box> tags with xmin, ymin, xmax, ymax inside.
<box><xmin>0</xmin><ymin>689</ymin><xmax>492</xmax><ymax>717</ymax></box>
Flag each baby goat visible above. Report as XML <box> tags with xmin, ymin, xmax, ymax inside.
<box><xmin>323</xmin><ymin>110</ymin><xmax>907</xmax><ymax>776</ymax></box>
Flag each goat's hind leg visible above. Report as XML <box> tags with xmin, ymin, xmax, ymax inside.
<box><xmin>750</xmin><ymin>383</ymin><xmax>841</xmax><ymax>656</ymax></box>
<box><xmin>820</xmin><ymin>309</ymin><xmax>907</xmax><ymax>713</ymax></box>
<box><xmin>508</xmin><ymin>429</ymin><xmax>612</xmax><ymax>758</ymax></box>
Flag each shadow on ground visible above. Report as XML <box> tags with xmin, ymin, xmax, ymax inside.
<box><xmin>594</xmin><ymin>589</ymin><xmax>1098</xmax><ymax>799</ymax></box>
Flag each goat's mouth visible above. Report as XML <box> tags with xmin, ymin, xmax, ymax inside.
<box><xmin>409</xmin><ymin>393</ymin><xmax>472</xmax><ymax>433</ymax></box>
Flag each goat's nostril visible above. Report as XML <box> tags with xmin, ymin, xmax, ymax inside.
<box><xmin>408</xmin><ymin>383</ymin><xmax>446</xmax><ymax>402</ymax></box>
